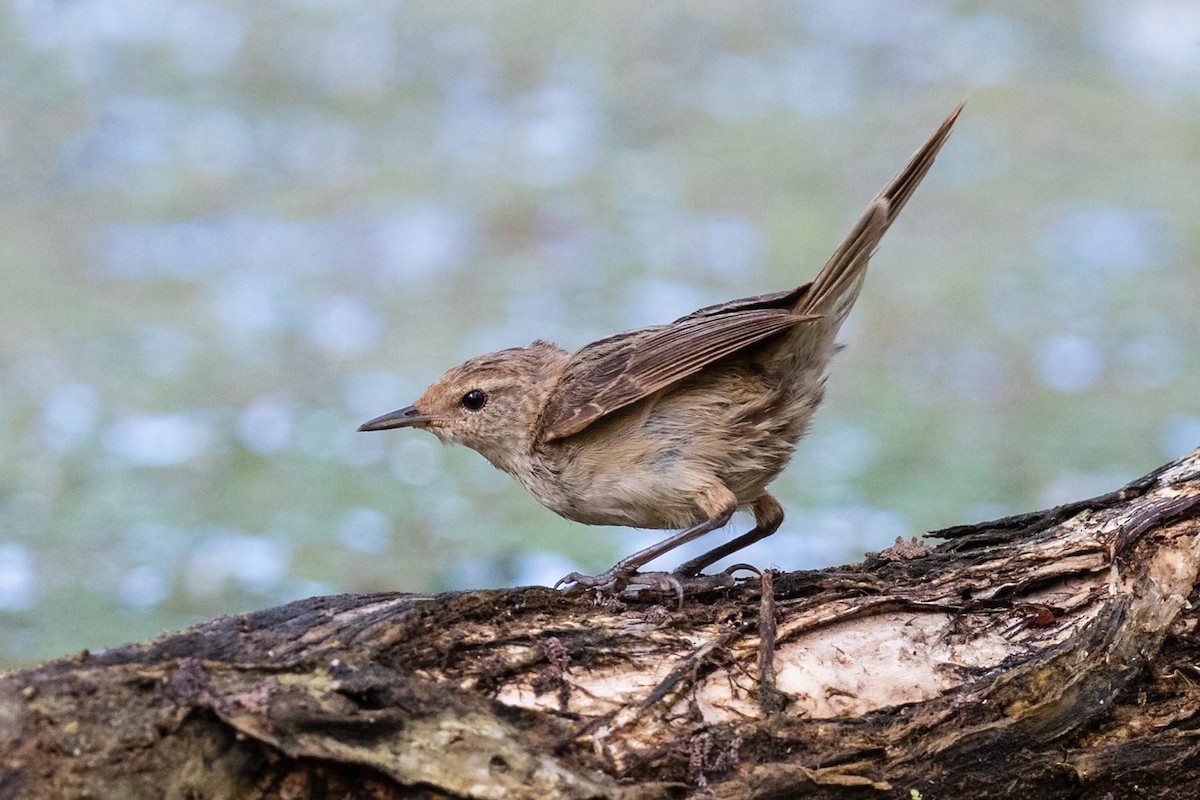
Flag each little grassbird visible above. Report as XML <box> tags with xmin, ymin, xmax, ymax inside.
<box><xmin>360</xmin><ymin>105</ymin><xmax>962</xmax><ymax>599</ymax></box>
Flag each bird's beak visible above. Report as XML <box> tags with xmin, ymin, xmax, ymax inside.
<box><xmin>357</xmin><ymin>405</ymin><xmax>430</xmax><ymax>432</ymax></box>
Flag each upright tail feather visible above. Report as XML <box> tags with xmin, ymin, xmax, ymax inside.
<box><xmin>794</xmin><ymin>103</ymin><xmax>963</xmax><ymax>324</ymax></box>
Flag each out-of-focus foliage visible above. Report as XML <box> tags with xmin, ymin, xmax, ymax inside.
<box><xmin>0</xmin><ymin>0</ymin><xmax>1196</xmax><ymax>667</ymax></box>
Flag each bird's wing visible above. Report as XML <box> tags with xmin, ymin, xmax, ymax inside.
<box><xmin>541</xmin><ymin>103</ymin><xmax>963</xmax><ymax>443</ymax></box>
<box><xmin>539</xmin><ymin>308</ymin><xmax>819</xmax><ymax>441</ymax></box>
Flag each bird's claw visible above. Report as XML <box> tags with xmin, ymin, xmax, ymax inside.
<box><xmin>554</xmin><ymin>571</ymin><xmax>623</xmax><ymax>593</ymax></box>
<box><xmin>555</xmin><ymin>563</ymin><xmax>762</xmax><ymax>607</ymax></box>
<box><xmin>720</xmin><ymin>562</ymin><xmax>763</xmax><ymax>579</ymax></box>
<box><xmin>555</xmin><ymin>568</ymin><xmax>683</xmax><ymax>605</ymax></box>
<box><xmin>664</xmin><ymin>563</ymin><xmax>761</xmax><ymax>593</ymax></box>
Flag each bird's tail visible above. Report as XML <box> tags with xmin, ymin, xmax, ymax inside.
<box><xmin>794</xmin><ymin>103</ymin><xmax>963</xmax><ymax>326</ymax></box>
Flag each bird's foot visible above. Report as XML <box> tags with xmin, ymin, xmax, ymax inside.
<box><xmin>553</xmin><ymin>571</ymin><xmax>603</xmax><ymax>591</ymax></box>
<box><xmin>675</xmin><ymin>562</ymin><xmax>761</xmax><ymax>590</ymax></box>
<box><xmin>555</xmin><ymin>568</ymin><xmax>686</xmax><ymax>606</ymax></box>
<box><xmin>555</xmin><ymin>563</ymin><xmax>761</xmax><ymax>608</ymax></box>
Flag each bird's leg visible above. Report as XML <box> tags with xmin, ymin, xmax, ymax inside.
<box><xmin>673</xmin><ymin>494</ymin><xmax>784</xmax><ymax>578</ymax></box>
<box><xmin>555</xmin><ymin>489</ymin><xmax>737</xmax><ymax>602</ymax></box>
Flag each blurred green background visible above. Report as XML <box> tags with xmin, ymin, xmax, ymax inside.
<box><xmin>1</xmin><ymin>0</ymin><xmax>1197</xmax><ymax>668</ymax></box>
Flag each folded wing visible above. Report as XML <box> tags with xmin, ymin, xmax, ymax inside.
<box><xmin>539</xmin><ymin>309</ymin><xmax>819</xmax><ymax>441</ymax></box>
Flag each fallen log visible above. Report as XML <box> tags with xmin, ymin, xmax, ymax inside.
<box><xmin>2</xmin><ymin>447</ymin><xmax>1199</xmax><ymax>799</ymax></box>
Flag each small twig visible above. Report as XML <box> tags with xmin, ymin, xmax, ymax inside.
<box><xmin>566</xmin><ymin>624</ymin><xmax>751</xmax><ymax>746</ymax></box>
<box><xmin>757</xmin><ymin>569</ymin><xmax>783</xmax><ymax>715</ymax></box>
<box><xmin>642</xmin><ymin>628</ymin><xmax>746</xmax><ymax>708</ymax></box>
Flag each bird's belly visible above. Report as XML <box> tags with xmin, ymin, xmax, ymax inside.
<box><xmin>534</xmin><ymin>383</ymin><xmax>814</xmax><ymax>530</ymax></box>
<box><xmin>551</xmin><ymin>460</ymin><xmax>715</xmax><ymax>529</ymax></box>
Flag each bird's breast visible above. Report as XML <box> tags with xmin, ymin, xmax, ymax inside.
<box><xmin>518</xmin><ymin>367</ymin><xmax>821</xmax><ymax>530</ymax></box>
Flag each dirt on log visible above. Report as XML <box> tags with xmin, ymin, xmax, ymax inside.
<box><xmin>2</xmin><ymin>448</ymin><xmax>1200</xmax><ymax>799</ymax></box>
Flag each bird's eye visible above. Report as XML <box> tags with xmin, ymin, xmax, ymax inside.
<box><xmin>460</xmin><ymin>389</ymin><xmax>487</xmax><ymax>411</ymax></box>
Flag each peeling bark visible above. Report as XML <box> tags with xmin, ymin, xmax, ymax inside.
<box><xmin>2</xmin><ymin>449</ymin><xmax>1200</xmax><ymax>799</ymax></box>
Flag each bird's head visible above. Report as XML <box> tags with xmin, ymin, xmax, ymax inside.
<box><xmin>358</xmin><ymin>340</ymin><xmax>567</xmax><ymax>473</ymax></box>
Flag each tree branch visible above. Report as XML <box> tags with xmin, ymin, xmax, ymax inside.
<box><xmin>3</xmin><ymin>448</ymin><xmax>1200</xmax><ymax>799</ymax></box>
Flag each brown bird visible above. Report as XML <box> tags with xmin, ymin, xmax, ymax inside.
<box><xmin>360</xmin><ymin>105</ymin><xmax>962</xmax><ymax>600</ymax></box>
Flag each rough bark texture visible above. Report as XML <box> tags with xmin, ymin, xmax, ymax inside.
<box><xmin>3</xmin><ymin>448</ymin><xmax>1200</xmax><ymax>799</ymax></box>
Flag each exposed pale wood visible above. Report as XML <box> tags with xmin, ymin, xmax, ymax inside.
<box><xmin>2</xmin><ymin>448</ymin><xmax>1199</xmax><ymax>799</ymax></box>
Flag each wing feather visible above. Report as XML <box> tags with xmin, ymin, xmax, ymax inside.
<box><xmin>539</xmin><ymin>309</ymin><xmax>818</xmax><ymax>441</ymax></box>
<box><xmin>672</xmin><ymin>285</ymin><xmax>806</xmax><ymax>323</ymax></box>
<box><xmin>540</xmin><ymin>105</ymin><xmax>962</xmax><ymax>443</ymax></box>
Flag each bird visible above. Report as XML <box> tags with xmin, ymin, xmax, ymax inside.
<box><xmin>359</xmin><ymin>105</ymin><xmax>962</xmax><ymax>601</ymax></box>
